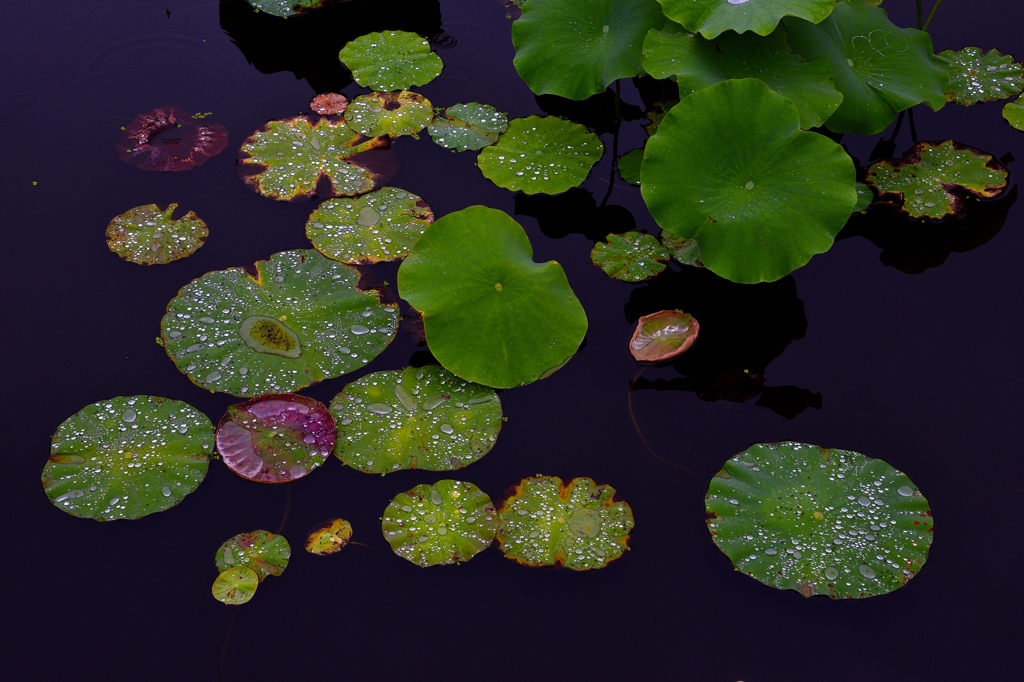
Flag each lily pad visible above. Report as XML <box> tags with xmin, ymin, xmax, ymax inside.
<box><xmin>307</xmin><ymin>187</ymin><xmax>434</xmax><ymax>264</ymax></box>
<box><xmin>629</xmin><ymin>310</ymin><xmax>699</xmax><ymax>362</ymax></box>
<box><xmin>934</xmin><ymin>47</ymin><xmax>1024</xmax><ymax>106</ymax></box>
<box><xmin>398</xmin><ymin>206</ymin><xmax>588</xmax><ymax>388</ymax></box>
<box><xmin>641</xmin><ymin>79</ymin><xmax>856</xmax><ymax>283</ymax></box>
<box><xmin>238</xmin><ymin>115</ymin><xmax>393</xmax><ymax>201</ymax></box>
<box><xmin>330</xmin><ymin>365</ymin><xmax>502</xmax><ymax>474</ymax></box>
<box><xmin>161</xmin><ymin>249</ymin><xmax>398</xmax><ymax>397</ymax></box>
<box><xmin>215</xmin><ymin>530</ymin><xmax>291</xmax><ymax>581</ymax></box>
<box><xmin>305</xmin><ymin>518</ymin><xmax>353</xmax><ymax>555</ymax></box>
<box><xmin>497</xmin><ymin>476</ymin><xmax>634</xmax><ymax>570</ymax></box>
<box><xmin>310</xmin><ymin>92</ymin><xmax>348</xmax><ymax>115</ymax></box>
<box><xmin>428</xmin><ymin>103</ymin><xmax>509</xmax><ymax>152</ymax></box>
<box><xmin>338</xmin><ymin>30</ymin><xmax>443</xmax><ymax>91</ymax></box>
<box><xmin>216</xmin><ymin>394</ymin><xmax>335</xmax><ymax>483</ymax></box>
<box><xmin>590</xmin><ymin>232</ymin><xmax>670</xmax><ymax>282</ymax></box>
<box><xmin>854</xmin><ymin>182</ymin><xmax>874</xmax><ymax>213</ymax></box>
<box><xmin>617</xmin><ymin>147</ymin><xmax>643</xmax><ymax>186</ymax></box>
<box><xmin>659</xmin><ymin>232</ymin><xmax>702</xmax><ymax>267</ymax></box>
<box><xmin>865</xmin><ymin>141</ymin><xmax>1010</xmax><ymax>220</ymax></box>
<box><xmin>345</xmin><ymin>91</ymin><xmax>434</xmax><ymax>140</ymax></box>
<box><xmin>247</xmin><ymin>0</ymin><xmax>334</xmax><ymax>19</ymax></box>
<box><xmin>117</xmin><ymin>106</ymin><xmax>228</xmax><ymax>172</ymax></box>
<box><xmin>644</xmin><ymin>99</ymin><xmax>677</xmax><ymax>136</ymax></box>
<box><xmin>381</xmin><ymin>480</ymin><xmax>498</xmax><ymax>567</ymax></box>
<box><xmin>1006</xmin><ymin>100</ymin><xmax>1024</xmax><ymax>131</ymax></box>
<box><xmin>105</xmin><ymin>203</ymin><xmax>208</xmax><ymax>265</ymax></box>
<box><xmin>706</xmin><ymin>442</ymin><xmax>933</xmax><ymax>598</ymax></box>
<box><xmin>477</xmin><ymin>116</ymin><xmax>604</xmax><ymax>195</ymax></box>
<box><xmin>212</xmin><ymin>567</ymin><xmax>258</xmax><ymax>605</ymax></box>
<box><xmin>41</xmin><ymin>396</ymin><xmax>212</xmax><ymax>521</ymax></box>
<box><xmin>657</xmin><ymin>0</ymin><xmax>836</xmax><ymax>39</ymax></box>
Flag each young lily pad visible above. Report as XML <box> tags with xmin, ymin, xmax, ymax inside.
<box><xmin>212</xmin><ymin>567</ymin><xmax>259</xmax><ymax>605</ymax></box>
<box><xmin>590</xmin><ymin>232</ymin><xmax>670</xmax><ymax>282</ymax></box>
<box><xmin>105</xmin><ymin>203</ymin><xmax>208</xmax><ymax>265</ymax></box>
<box><xmin>659</xmin><ymin>232</ymin><xmax>702</xmax><ymax>267</ymax></box>
<box><xmin>398</xmin><ymin>206</ymin><xmax>588</xmax><ymax>388</ymax></box>
<box><xmin>706</xmin><ymin>442</ymin><xmax>933</xmax><ymax>598</ymax></box>
<box><xmin>865</xmin><ymin>141</ymin><xmax>1010</xmax><ymax>220</ymax></box>
<box><xmin>305</xmin><ymin>518</ymin><xmax>353</xmax><ymax>555</ymax></box>
<box><xmin>1006</xmin><ymin>100</ymin><xmax>1024</xmax><ymax>131</ymax></box>
<box><xmin>344</xmin><ymin>91</ymin><xmax>434</xmax><ymax>139</ymax></box>
<box><xmin>617</xmin><ymin>147</ymin><xmax>643</xmax><ymax>186</ymax></box>
<box><xmin>161</xmin><ymin>249</ymin><xmax>398</xmax><ymax>397</ymax></box>
<box><xmin>497</xmin><ymin>476</ymin><xmax>634</xmax><ymax>570</ymax></box>
<box><xmin>306</xmin><ymin>187</ymin><xmax>434</xmax><ymax>264</ymax></box>
<box><xmin>427</xmin><ymin>103</ymin><xmax>508</xmax><ymax>152</ymax></box>
<box><xmin>247</xmin><ymin>0</ymin><xmax>334</xmax><ymax>19</ymax></box>
<box><xmin>338</xmin><ymin>30</ymin><xmax>443</xmax><ymax>92</ymax></box>
<box><xmin>381</xmin><ymin>480</ymin><xmax>498</xmax><ymax>567</ymax></box>
<box><xmin>854</xmin><ymin>182</ymin><xmax>874</xmax><ymax>214</ymax></box>
<box><xmin>238</xmin><ymin>115</ymin><xmax>393</xmax><ymax>201</ymax></box>
<box><xmin>117</xmin><ymin>107</ymin><xmax>228</xmax><ymax>172</ymax></box>
<box><xmin>934</xmin><ymin>47</ymin><xmax>1024</xmax><ymax>106</ymax></box>
<box><xmin>310</xmin><ymin>92</ymin><xmax>348</xmax><ymax>116</ymax></box>
<box><xmin>629</xmin><ymin>310</ymin><xmax>699</xmax><ymax>362</ymax></box>
<box><xmin>41</xmin><ymin>396</ymin><xmax>212</xmax><ymax>521</ymax></box>
<box><xmin>644</xmin><ymin>99</ymin><xmax>677</xmax><ymax>136</ymax></box>
<box><xmin>641</xmin><ymin>79</ymin><xmax>856</xmax><ymax>283</ymax></box>
<box><xmin>657</xmin><ymin>0</ymin><xmax>836</xmax><ymax>39</ymax></box>
<box><xmin>215</xmin><ymin>530</ymin><xmax>291</xmax><ymax>581</ymax></box>
<box><xmin>330</xmin><ymin>365</ymin><xmax>502</xmax><ymax>474</ymax></box>
<box><xmin>477</xmin><ymin>116</ymin><xmax>604</xmax><ymax>195</ymax></box>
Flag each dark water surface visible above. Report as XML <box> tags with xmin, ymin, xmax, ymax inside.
<box><xmin>3</xmin><ymin>1</ymin><xmax>1022</xmax><ymax>679</ymax></box>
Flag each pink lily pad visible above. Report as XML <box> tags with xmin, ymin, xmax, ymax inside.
<box><xmin>117</xmin><ymin>106</ymin><xmax>228</xmax><ymax>171</ymax></box>
<box><xmin>310</xmin><ymin>93</ymin><xmax>348</xmax><ymax>116</ymax></box>
<box><xmin>629</xmin><ymin>310</ymin><xmax>699</xmax><ymax>362</ymax></box>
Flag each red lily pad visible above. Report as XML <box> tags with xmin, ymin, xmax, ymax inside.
<box><xmin>117</xmin><ymin>106</ymin><xmax>228</xmax><ymax>171</ymax></box>
<box><xmin>310</xmin><ymin>92</ymin><xmax>348</xmax><ymax>116</ymax></box>
<box><xmin>629</xmin><ymin>310</ymin><xmax>699</xmax><ymax>362</ymax></box>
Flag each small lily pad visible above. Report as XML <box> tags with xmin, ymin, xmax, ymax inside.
<box><xmin>659</xmin><ymin>232</ymin><xmax>702</xmax><ymax>267</ymax></box>
<box><xmin>657</xmin><ymin>0</ymin><xmax>836</xmax><ymax>39</ymax></box>
<box><xmin>306</xmin><ymin>187</ymin><xmax>434</xmax><ymax>264</ymax></box>
<box><xmin>117</xmin><ymin>106</ymin><xmax>228</xmax><ymax>171</ymax></box>
<box><xmin>212</xmin><ymin>567</ymin><xmax>258</xmax><ymax>605</ymax></box>
<box><xmin>381</xmin><ymin>480</ymin><xmax>498</xmax><ymax>567</ymax></box>
<box><xmin>41</xmin><ymin>396</ymin><xmax>212</xmax><ymax>521</ymax></box>
<box><xmin>338</xmin><ymin>30</ymin><xmax>443</xmax><ymax>91</ymax></box>
<box><xmin>1006</xmin><ymin>100</ymin><xmax>1024</xmax><ymax>131</ymax></box>
<box><xmin>247</xmin><ymin>0</ymin><xmax>333</xmax><ymax>19</ymax></box>
<box><xmin>310</xmin><ymin>92</ymin><xmax>348</xmax><ymax>115</ymax></box>
<box><xmin>345</xmin><ymin>91</ymin><xmax>434</xmax><ymax>139</ymax></box>
<box><xmin>629</xmin><ymin>310</ymin><xmax>699</xmax><ymax>362</ymax></box>
<box><xmin>428</xmin><ymin>103</ymin><xmax>509</xmax><ymax>152</ymax></box>
<box><xmin>645</xmin><ymin>99</ymin><xmax>677</xmax><ymax>136</ymax></box>
<box><xmin>497</xmin><ymin>476</ymin><xmax>634</xmax><ymax>570</ymax></box>
<box><xmin>330</xmin><ymin>365</ymin><xmax>502</xmax><ymax>474</ymax></box>
<box><xmin>934</xmin><ymin>47</ymin><xmax>1024</xmax><ymax>106</ymax></box>
<box><xmin>105</xmin><ymin>203</ymin><xmax>207</xmax><ymax>265</ymax></box>
<box><xmin>706</xmin><ymin>442</ymin><xmax>933</xmax><ymax>598</ymax></box>
<box><xmin>305</xmin><ymin>518</ymin><xmax>353</xmax><ymax>555</ymax></box>
<box><xmin>215</xmin><ymin>530</ymin><xmax>291</xmax><ymax>580</ymax></box>
<box><xmin>617</xmin><ymin>147</ymin><xmax>643</xmax><ymax>186</ymax></box>
<box><xmin>591</xmin><ymin>232</ymin><xmax>670</xmax><ymax>282</ymax></box>
<box><xmin>853</xmin><ymin>182</ymin><xmax>874</xmax><ymax>213</ymax></box>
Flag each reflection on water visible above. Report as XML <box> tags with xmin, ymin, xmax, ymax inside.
<box><xmin>515</xmin><ymin>187</ymin><xmax>635</xmax><ymax>241</ymax></box>
<box><xmin>535</xmin><ymin>87</ymin><xmax>643</xmax><ymax>136</ymax></box>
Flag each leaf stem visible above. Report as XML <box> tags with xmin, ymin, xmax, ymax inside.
<box><xmin>916</xmin><ymin>0</ymin><xmax>923</xmax><ymax>30</ymax></box>
<box><xmin>923</xmin><ymin>0</ymin><xmax>944</xmax><ymax>32</ymax></box>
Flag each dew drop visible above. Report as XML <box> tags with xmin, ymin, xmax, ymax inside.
<box><xmin>366</xmin><ymin>403</ymin><xmax>392</xmax><ymax>415</ymax></box>
<box><xmin>897</xmin><ymin>485</ymin><xmax>913</xmax><ymax>496</ymax></box>
<box><xmin>439</xmin><ymin>424</ymin><xmax>454</xmax><ymax>434</ymax></box>
<box><xmin>350</xmin><ymin>324</ymin><xmax>370</xmax><ymax>335</ymax></box>
<box><xmin>744</xmin><ymin>180</ymin><xmax>755</xmax><ymax>190</ymax></box>
<box><xmin>858</xmin><ymin>564</ymin><xmax>876</xmax><ymax>579</ymax></box>
<box><xmin>55</xmin><ymin>489</ymin><xmax>85</xmax><ymax>503</ymax></box>
<box><xmin>357</xmin><ymin>206</ymin><xmax>380</xmax><ymax>227</ymax></box>
<box><xmin>122</xmin><ymin>409</ymin><xmax>137</xmax><ymax>423</ymax></box>
<box><xmin>825</xmin><ymin>567</ymin><xmax>839</xmax><ymax>580</ymax></box>
<box><xmin>161</xmin><ymin>486</ymin><xmax>172</xmax><ymax>497</ymax></box>
<box><xmin>430</xmin><ymin>489</ymin><xmax>443</xmax><ymax>505</ymax></box>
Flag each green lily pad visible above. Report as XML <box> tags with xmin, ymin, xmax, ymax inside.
<box><xmin>161</xmin><ymin>249</ymin><xmax>398</xmax><ymax>397</ymax></box>
<box><xmin>305</xmin><ymin>518</ymin><xmax>353</xmax><ymax>555</ymax></box>
<box><xmin>641</xmin><ymin>79</ymin><xmax>856</xmax><ymax>283</ymax></box>
<box><xmin>617</xmin><ymin>147</ymin><xmax>643</xmax><ymax>186</ymax></box>
<box><xmin>345</xmin><ymin>91</ymin><xmax>434</xmax><ymax>139</ymax></box>
<box><xmin>865</xmin><ymin>140</ymin><xmax>1010</xmax><ymax>220</ymax></box>
<box><xmin>477</xmin><ymin>116</ymin><xmax>604</xmax><ymax>195</ymax></box>
<box><xmin>590</xmin><ymin>232</ymin><xmax>670</xmax><ymax>282</ymax></box>
<box><xmin>381</xmin><ymin>480</ymin><xmax>498</xmax><ymax>567</ymax></box>
<box><xmin>1006</xmin><ymin>100</ymin><xmax>1024</xmax><ymax>131</ymax></box>
<box><xmin>629</xmin><ymin>310</ymin><xmax>699</xmax><ymax>362</ymax></box>
<box><xmin>934</xmin><ymin>47</ymin><xmax>1024</xmax><ymax>106</ymax></box>
<box><xmin>41</xmin><ymin>396</ymin><xmax>212</xmax><ymax>521</ymax></box>
<box><xmin>512</xmin><ymin>0</ymin><xmax>666</xmax><ymax>100</ymax></box>
<box><xmin>247</xmin><ymin>0</ymin><xmax>333</xmax><ymax>19</ymax></box>
<box><xmin>212</xmin><ymin>567</ymin><xmax>259</xmax><ymax>605</ymax></box>
<box><xmin>854</xmin><ymin>182</ymin><xmax>874</xmax><ymax>213</ymax></box>
<box><xmin>238</xmin><ymin>115</ymin><xmax>393</xmax><ymax>201</ymax></box>
<box><xmin>706</xmin><ymin>442</ymin><xmax>933</xmax><ymax>598</ymax></box>
<box><xmin>642</xmin><ymin>24</ymin><xmax>843</xmax><ymax>130</ymax></box>
<box><xmin>338</xmin><ymin>30</ymin><xmax>443</xmax><ymax>91</ymax></box>
<box><xmin>784</xmin><ymin>0</ymin><xmax>948</xmax><ymax>135</ymax></box>
<box><xmin>105</xmin><ymin>203</ymin><xmax>208</xmax><ymax>265</ymax></box>
<box><xmin>427</xmin><ymin>103</ymin><xmax>509</xmax><ymax>152</ymax></box>
<box><xmin>657</xmin><ymin>0</ymin><xmax>836</xmax><ymax>39</ymax></box>
<box><xmin>659</xmin><ymin>231</ymin><xmax>702</xmax><ymax>267</ymax></box>
<box><xmin>497</xmin><ymin>476</ymin><xmax>634</xmax><ymax>570</ymax></box>
<box><xmin>215</xmin><ymin>530</ymin><xmax>291</xmax><ymax>581</ymax></box>
<box><xmin>644</xmin><ymin>99</ymin><xmax>677</xmax><ymax>136</ymax></box>
<box><xmin>330</xmin><ymin>365</ymin><xmax>502</xmax><ymax>474</ymax></box>
<box><xmin>398</xmin><ymin>206</ymin><xmax>588</xmax><ymax>388</ymax></box>
<box><xmin>306</xmin><ymin>187</ymin><xmax>434</xmax><ymax>264</ymax></box>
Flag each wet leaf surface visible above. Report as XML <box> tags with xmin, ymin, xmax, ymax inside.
<box><xmin>659</xmin><ymin>231</ymin><xmax>702</xmax><ymax>267</ymax></box>
<box><xmin>247</xmin><ymin>0</ymin><xmax>333</xmax><ymax>19</ymax></box>
<box><xmin>307</xmin><ymin>187</ymin><xmax>433</xmax><ymax>263</ymax></box>
<box><xmin>935</xmin><ymin>47</ymin><xmax>1024</xmax><ymax>106</ymax></box>
<box><xmin>212</xmin><ymin>567</ymin><xmax>258</xmax><ymax>605</ymax></box>
<box><xmin>427</xmin><ymin>102</ymin><xmax>508</xmax><ymax>151</ymax></box>
<box><xmin>629</xmin><ymin>310</ymin><xmax>699</xmax><ymax>362</ymax></box>
<box><xmin>345</xmin><ymin>90</ymin><xmax>434</xmax><ymax>139</ymax></box>
<box><xmin>617</xmin><ymin>147</ymin><xmax>643</xmax><ymax>186</ymax></box>
<box><xmin>105</xmin><ymin>203</ymin><xmax>208</xmax><ymax>265</ymax></box>
<box><xmin>310</xmin><ymin>92</ymin><xmax>348</xmax><ymax>115</ymax></box>
<box><xmin>854</xmin><ymin>182</ymin><xmax>874</xmax><ymax>214</ymax></box>
<box><xmin>215</xmin><ymin>530</ymin><xmax>291</xmax><ymax>581</ymax></box>
<box><xmin>590</xmin><ymin>232</ymin><xmax>670</xmax><ymax>282</ymax></box>
<box><xmin>657</xmin><ymin>0</ymin><xmax>835</xmax><ymax>39</ymax></box>
<box><xmin>338</xmin><ymin>30</ymin><xmax>443</xmax><ymax>91</ymax></box>
<box><xmin>305</xmin><ymin>518</ymin><xmax>353</xmax><ymax>555</ymax></box>
<box><xmin>1004</xmin><ymin>99</ymin><xmax>1024</xmax><ymax>131</ymax></box>
<box><xmin>117</xmin><ymin>106</ymin><xmax>227</xmax><ymax>171</ymax></box>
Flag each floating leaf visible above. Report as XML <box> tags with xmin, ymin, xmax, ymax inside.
<box><xmin>305</xmin><ymin>518</ymin><xmax>353</xmax><ymax>555</ymax></box>
<box><xmin>706</xmin><ymin>442</ymin><xmax>933</xmax><ymax>598</ymax></box>
<box><xmin>853</xmin><ymin>182</ymin><xmax>874</xmax><ymax>213</ymax></box>
<box><xmin>161</xmin><ymin>249</ymin><xmax>398</xmax><ymax>397</ymax></box>
<box><xmin>381</xmin><ymin>480</ymin><xmax>498</xmax><ymax>567</ymax></box>
<box><xmin>105</xmin><ymin>203</ymin><xmax>208</xmax><ymax>265</ymax></box>
<box><xmin>330</xmin><ymin>365</ymin><xmax>502</xmax><ymax>474</ymax></box>
<box><xmin>659</xmin><ymin>231</ymin><xmax>702</xmax><ymax>267</ymax></box>
<box><xmin>644</xmin><ymin>99</ymin><xmax>677</xmax><ymax>136</ymax></box>
<box><xmin>657</xmin><ymin>0</ymin><xmax>836</xmax><ymax>39</ymax></box>
<box><xmin>215</xmin><ymin>530</ymin><xmax>291</xmax><ymax>581</ymax></box>
<box><xmin>338</xmin><ymin>30</ymin><xmax>443</xmax><ymax>91</ymax></box>
<box><xmin>398</xmin><ymin>206</ymin><xmax>588</xmax><ymax>388</ymax></box>
<box><xmin>41</xmin><ymin>396</ymin><xmax>212</xmax><ymax>521</ymax></box>
<box><xmin>617</xmin><ymin>147</ymin><xmax>643</xmax><ymax>186</ymax></box>
<box><xmin>117</xmin><ymin>106</ymin><xmax>228</xmax><ymax>171</ymax></box>
<box><xmin>629</xmin><ymin>310</ymin><xmax>699</xmax><ymax>362</ymax></box>
<box><xmin>345</xmin><ymin>91</ymin><xmax>434</xmax><ymax>139</ymax></box>
<box><xmin>427</xmin><ymin>103</ymin><xmax>508</xmax><ymax>152</ymax></box>
<box><xmin>934</xmin><ymin>47</ymin><xmax>1024</xmax><ymax>106</ymax></box>
<box><xmin>497</xmin><ymin>476</ymin><xmax>633</xmax><ymax>570</ymax></box>
<box><xmin>212</xmin><ymin>567</ymin><xmax>258</xmax><ymax>605</ymax></box>
<box><xmin>477</xmin><ymin>116</ymin><xmax>603</xmax><ymax>195</ymax></box>
<box><xmin>865</xmin><ymin>141</ymin><xmax>1009</xmax><ymax>220</ymax></box>
<box><xmin>246</xmin><ymin>0</ymin><xmax>334</xmax><ymax>19</ymax></box>
<box><xmin>1006</xmin><ymin>100</ymin><xmax>1024</xmax><ymax>131</ymax></box>
<box><xmin>590</xmin><ymin>232</ymin><xmax>670</xmax><ymax>282</ymax></box>
<box><xmin>310</xmin><ymin>92</ymin><xmax>348</xmax><ymax>115</ymax></box>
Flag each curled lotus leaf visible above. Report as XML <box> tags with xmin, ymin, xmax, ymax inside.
<box><xmin>306</xmin><ymin>187</ymin><xmax>434</xmax><ymax>264</ymax></box>
<box><xmin>212</xmin><ymin>567</ymin><xmax>259</xmax><ymax>605</ymax></box>
<box><xmin>1006</xmin><ymin>100</ymin><xmax>1024</xmax><ymax>131</ymax></box>
<box><xmin>934</xmin><ymin>47</ymin><xmax>1024</xmax><ymax>106</ymax></box>
<box><xmin>629</xmin><ymin>310</ymin><xmax>699</xmax><ymax>362</ymax></box>
<box><xmin>659</xmin><ymin>232</ymin><xmax>702</xmax><ymax>267</ymax></box>
<box><xmin>706</xmin><ymin>442</ymin><xmax>933</xmax><ymax>599</ymax></box>
<box><xmin>345</xmin><ymin>91</ymin><xmax>434</xmax><ymax>139</ymax></box>
<box><xmin>497</xmin><ymin>476</ymin><xmax>634</xmax><ymax>570</ymax></box>
<box><xmin>41</xmin><ymin>396</ymin><xmax>212</xmax><ymax>521</ymax></box>
<box><xmin>617</xmin><ymin>147</ymin><xmax>643</xmax><ymax>186</ymax></box>
<box><xmin>117</xmin><ymin>106</ymin><xmax>228</xmax><ymax>172</ymax></box>
<box><xmin>161</xmin><ymin>249</ymin><xmax>399</xmax><ymax>397</ymax></box>
<box><xmin>338</xmin><ymin>30</ymin><xmax>443</xmax><ymax>91</ymax></box>
<box><xmin>428</xmin><ymin>102</ymin><xmax>509</xmax><ymax>152</ymax></box>
<box><xmin>215</xmin><ymin>530</ymin><xmax>291</xmax><ymax>581</ymax></box>
<box><xmin>381</xmin><ymin>480</ymin><xmax>498</xmax><ymax>567</ymax></box>
<box><xmin>305</xmin><ymin>518</ymin><xmax>353</xmax><ymax>555</ymax></box>
<box><xmin>590</xmin><ymin>232</ymin><xmax>670</xmax><ymax>282</ymax></box>
<box><xmin>105</xmin><ymin>203</ymin><xmax>208</xmax><ymax>265</ymax></box>
<box><xmin>310</xmin><ymin>92</ymin><xmax>348</xmax><ymax>116</ymax></box>
<box><xmin>247</xmin><ymin>0</ymin><xmax>336</xmax><ymax>19</ymax></box>
<box><xmin>865</xmin><ymin>141</ymin><xmax>1010</xmax><ymax>220</ymax></box>
<box><xmin>656</xmin><ymin>0</ymin><xmax>836</xmax><ymax>39</ymax></box>
<box><xmin>330</xmin><ymin>365</ymin><xmax>502</xmax><ymax>474</ymax></box>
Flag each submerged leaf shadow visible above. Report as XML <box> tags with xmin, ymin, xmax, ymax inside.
<box><xmin>515</xmin><ymin>187</ymin><xmax>636</xmax><ymax>241</ymax></box>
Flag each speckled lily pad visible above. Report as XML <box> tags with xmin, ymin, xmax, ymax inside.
<box><xmin>338</xmin><ymin>30</ymin><xmax>443</xmax><ymax>91</ymax></box>
<box><xmin>215</xmin><ymin>529</ymin><xmax>291</xmax><ymax>581</ymax></box>
<box><xmin>345</xmin><ymin>91</ymin><xmax>434</xmax><ymax>139</ymax></box>
<box><xmin>590</xmin><ymin>232</ymin><xmax>670</xmax><ymax>282</ymax></box>
<box><xmin>617</xmin><ymin>147</ymin><xmax>643</xmax><ymax>186</ymax></box>
<box><xmin>305</xmin><ymin>518</ymin><xmax>353</xmax><ymax>555</ymax></box>
<box><xmin>629</xmin><ymin>310</ymin><xmax>699</xmax><ymax>362</ymax></box>
<box><xmin>212</xmin><ymin>567</ymin><xmax>258</xmax><ymax>605</ymax></box>
<box><xmin>310</xmin><ymin>92</ymin><xmax>348</xmax><ymax>115</ymax></box>
<box><xmin>247</xmin><ymin>0</ymin><xmax>334</xmax><ymax>19</ymax></box>
<box><xmin>935</xmin><ymin>47</ymin><xmax>1024</xmax><ymax>106</ymax></box>
<box><xmin>659</xmin><ymin>232</ymin><xmax>702</xmax><ymax>267</ymax></box>
<box><xmin>105</xmin><ymin>203</ymin><xmax>208</xmax><ymax>265</ymax></box>
<box><xmin>428</xmin><ymin>103</ymin><xmax>508</xmax><ymax>152</ymax></box>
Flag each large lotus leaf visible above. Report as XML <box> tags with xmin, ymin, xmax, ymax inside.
<box><xmin>1006</xmin><ymin>100</ymin><xmax>1024</xmax><ymax>131</ymax></box>
<box><xmin>706</xmin><ymin>442</ymin><xmax>933</xmax><ymax>598</ymax></box>
<box><xmin>41</xmin><ymin>396</ymin><xmax>212</xmax><ymax>521</ymax></box>
<box><xmin>642</xmin><ymin>23</ymin><xmax>843</xmax><ymax>130</ymax></box>
<box><xmin>784</xmin><ymin>0</ymin><xmax>948</xmax><ymax>135</ymax></box>
<box><xmin>512</xmin><ymin>0</ymin><xmax>666</xmax><ymax>100</ymax></box>
<box><xmin>345</xmin><ymin>91</ymin><xmax>434</xmax><ymax>139</ymax></box>
<box><xmin>641</xmin><ymin>79</ymin><xmax>856</xmax><ymax>283</ymax></box>
<box><xmin>617</xmin><ymin>147</ymin><xmax>643</xmax><ymax>186</ymax></box>
<box><xmin>161</xmin><ymin>249</ymin><xmax>398</xmax><ymax>397</ymax></box>
<box><xmin>477</xmin><ymin>116</ymin><xmax>604</xmax><ymax>195</ymax></box>
<box><xmin>428</xmin><ymin>103</ymin><xmax>509</xmax><ymax>152</ymax></box>
<box><xmin>117</xmin><ymin>107</ymin><xmax>228</xmax><ymax>172</ymax></box>
<box><xmin>106</xmin><ymin>203</ymin><xmax>207</xmax><ymax>265</ymax></box>
<box><xmin>305</xmin><ymin>518</ymin><xmax>353</xmax><ymax>555</ymax></box>
<box><xmin>247</xmin><ymin>0</ymin><xmax>335</xmax><ymax>19</ymax></box>
<box><xmin>934</xmin><ymin>47</ymin><xmax>1024</xmax><ymax>106</ymax></box>
<box><xmin>629</xmin><ymin>310</ymin><xmax>699</xmax><ymax>362</ymax></box>
<box><xmin>865</xmin><ymin>140</ymin><xmax>1010</xmax><ymax>220</ymax></box>
<box><xmin>497</xmin><ymin>476</ymin><xmax>634</xmax><ymax>570</ymax></box>
<box><xmin>212</xmin><ymin>567</ymin><xmax>259</xmax><ymax>605</ymax></box>
<box><xmin>215</xmin><ymin>530</ymin><xmax>291</xmax><ymax>581</ymax></box>
<box><xmin>398</xmin><ymin>206</ymin><xmax>588</xmax><ymax>388</ymax></box>
<box><xmin>381</xmin><ymin>480</ymin><xmax>498</xmax><ymax>567</ymax></box>
<box><xmin>590</xmin><ymin>232</ymin><xmax>670</xmax><ymax>282</ymax></box>
<box><xmin>330</xmin><ymin>365</ymin><xmax>502</xmax><ymax>474</ymax></box>
<box><xmin>238</xmin><ymin>115</ymin><xmax>392</xmax><ymax>201</ymax></box>
<box><xmin>338</xmin><ymin>30</ymin><xmax>443</xmax><ymax>91</ymax></box>
<box><xmin>306</xmin><ymin>187</ymin><xmax>434</xmax><ymax>264</ymax></box>
<box><xmin>657</xmin><ymin>0</ymin><xmax>835</xmax><ymax>39</ymax></box>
